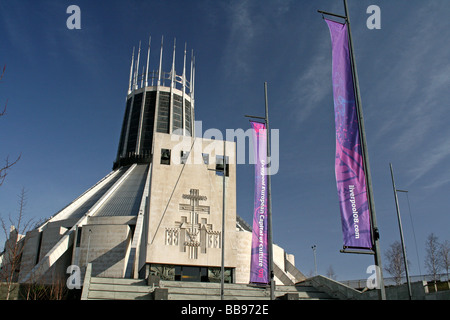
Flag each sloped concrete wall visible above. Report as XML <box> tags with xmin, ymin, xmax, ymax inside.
<box><xmin>78</xmin><ymin>223</ymin><xmax>132</xmax><ymax>278</ymax></box>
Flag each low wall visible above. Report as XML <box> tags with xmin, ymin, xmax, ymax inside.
<box><xmin>304</xmin><ymin>275</ymin><xmax>363</xmax><ymax>300</ymax></box>
<box><xmin>305</xmin><ymin>276</ymin><xmax>450</xmax><ymax>300</ymax></box>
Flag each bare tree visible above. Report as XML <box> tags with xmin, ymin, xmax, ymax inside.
<box><xmin>326</xmin><ymin>265</ymin><xmax>337</xmax><ymax>280</ymax></box>
<box><xmin>0</xmin><ymin>188</ymin><xmax>34</xmax><ymax>300</ymax></box>
<box><xmin>305</xmin><ymin>270</ymin><xmax>315</xmax><ymax>278</ymax></box>
<box><xmin>384</xmin><ymin>241</ymin><xmax>409</xmax><ymax>285</ymax></box>
<box><xmin>440</xmin><ymin>240</ymin><xmax>450</xmax><ymax>281</ymax></box>
<box><xmin>0</xmin><ymin>156</ymin><xmax>20</xmax><ymax>188</ymax></box>
<box><xmin>424</xmin><ymin>233</ymin><xmax>442</xmax><ymax>282</ymax></box>
<box><xmin>0</xmin><ymin>65</ymin><xmax>21</xmax><ymax>187</ymax></box>
<box><xmin>23</xmin><ymin>276</ymin><xmax>68</xmax><ymax>300</ymax></box>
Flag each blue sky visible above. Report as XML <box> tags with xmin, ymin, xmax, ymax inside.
<box><xmin>1</xmin><ymin>0</ymin><xmax>449</xmax><ymax>281</ymax></box>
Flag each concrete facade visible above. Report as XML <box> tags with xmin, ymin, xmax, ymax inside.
<box><xmin>140</xmin><ymin>133</ymin><xmax>237</xmax><ymax>272</ymax></box>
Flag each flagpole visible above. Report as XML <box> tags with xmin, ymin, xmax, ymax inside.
<box><xmin>343</xmin><ymin>0</ymin><xmax>386</xmax><ymax>300</ymax></box>
<box><xmin>244</xmin><ymin>82</ymin><xmax>274</xmax><ymax>300</ymax></box>
<box><xmin>264</xmin><ymin>82</ymin><xmax>275</xmax><ymax>301</ymax></box>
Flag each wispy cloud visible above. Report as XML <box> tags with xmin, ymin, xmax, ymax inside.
<box><xmin>354</xmin><ymin>3</ymin><xmax>450</xmax><ymax>188</ymax></box>
<box><xmin>369</xmin><ymin>3</ymin><xmax>450</xmax><ymax>147</ymax></box>
<box><xmin>407</xmin><ymin>134</ymin><xmax>450</xmax><ymax>186</ymax></box>
<box><xmin>0</xmin><ymin>2</ymin><xmax>36</xmax><ymax>63</ymax></box>
<box><xmin>221</xmin><ymin>0</ymin><xmax>256</xmax><ymax>77</ymax></box>
<box><xmin>220</xmin><ymin>0</ymin><xmax>293</xmax><ymax>79</ymax></box>
<box><xmin>289</xmin><ymin>40</ymin><xmax>331</xmax><ymax>124</ymax></box>
<box><xmin>423</xmin><ymin>176</ymin><xmax>450</xmax><ymax>190</ymax></box>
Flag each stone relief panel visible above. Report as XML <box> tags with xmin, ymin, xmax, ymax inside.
<box><xmin>164</xmin><ymin>189</ymin><xmax>221</xmax><ymax>259</ymax></box>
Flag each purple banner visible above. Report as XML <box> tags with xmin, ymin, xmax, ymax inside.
<box><xmin>325</xmin><ymin>19</ymin><xmax>373</xmax><ymax>249</ymax></box>
<box><xmin>249</xmin><ymin>121</ymin><xmax>269</xmax><ymax>283</ymax></box>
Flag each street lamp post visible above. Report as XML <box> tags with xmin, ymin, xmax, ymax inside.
<box><xmin>209</xmin><ymin>143</ymin><xmax>227</xmax><ymax>299</ymax></box>
<box><xmin>397</xmin><ymin>189</ymin><xmax>422</xmax><ymax>279</ymax></box>
<box><xmin>221</xmin><ymin>140</ymin><xmax>226</xmax><ymax>300</ymax></box>
<box><xmin>85</xmin><ymin>229</ymin><xmax>92</xmax><ymax>268</ymax></box>
<box><xmin>390</xmin><ymin>163</ymin><xmax>412</xmax><ymax>300</ymax></box>
<box><xmin>312</xmin><ymin>245</ymin><xmax>318</xmax><ymax>276</ymax></box>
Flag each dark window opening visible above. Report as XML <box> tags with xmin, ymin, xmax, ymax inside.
<box><xmin>149</xmin><ymin>264</ymin><xmax>233</xmax><ymax>283</ymax></box>
<box><xmin>215</xmin><ymin>155</ymin><xmax>229</xmax><ymax>177</ymax></box>
<box><xmin>172</xmin><ymin>94</ymin><xmax>183</xmax><ymax>134</ymax></box>
<box><xmin>35</xmin><ymin>232</ymin><xmax>43</xmax><ymax>265</ymax></box>
<box><xmin>139</xmin><ymin>91</ymin><xmax>156</xmax><ymax>154</ymax></box>
<box><xmin>76</xmin><ymin>227</ymin><xmax>83</xmax><ymax>247</ymax></box>
<box><xmin>126</xmin><ymin>93</ymin><xmax>143</xmax><ymax>154</ymax></box>
<box><xmin>185</xmin><ymin>100</ymin><xmax>192</xmax><ymax>136</ymax></box>
<box><xmin>161</xmin><ymin>149</ymin><xmax>171</xmax><ymax>165</ymax></box>
<box><xmin>157</xmin><ymin>92</ymin><xmax>170</xmax><ymax>133</ymax></box>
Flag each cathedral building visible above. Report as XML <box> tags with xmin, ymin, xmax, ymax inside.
<box><xmin>1</xmin><ymin>37</ymin><xmax>303</xmax><ymax>289</ymax></box>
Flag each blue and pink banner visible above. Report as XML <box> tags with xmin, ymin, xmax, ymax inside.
<box><xmin>325</xmin><ymin>19</ymin><xmax>373</xmax><ymax>250</ymax></box>
<box><xmin>250</xmin><ymin>121</ymin><xmax>269</xmax><ymax>283</ymax></box>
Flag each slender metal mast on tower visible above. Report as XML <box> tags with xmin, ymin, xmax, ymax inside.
<box><xmin>145</xmin><ymin>35</ymin><xmax>151</xmax><ymax>87</ymax></box>
<box><xmin>128</xmin><ymin>47</ymin><xmax>135</xmax><ymax>94</ymax></box>
<box><xmin>158</xmin><ymin>36</ymin><xmax>164</xmax><ymax>86</ymax></box>
<box><xmin>134</xmin><ymin>41</ymin><xmax>141</xmax><ymax>90</ymax></box>
<box><xmin>171</xmin><ymin>38</ymin><xmax>176</xmax><ymax>89</ymax></box>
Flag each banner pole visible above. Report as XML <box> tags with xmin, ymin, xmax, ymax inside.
<box><xmin>343</xmin><ymin>0</ymin><xmax>386</xmax><ymax>300</ymax></box>
<box><xmin>264</xmin><ymin>82</ymin><xmax>275</xmax><ymax>300</ymax></box>
<box><xmin>317</xmin><ymin>10</ymin><xmax>347</xmax><ymax>20</ymax></box>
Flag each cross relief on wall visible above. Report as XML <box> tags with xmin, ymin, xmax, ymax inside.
<box><xmin>165</xmin><ymin>189</ymin><xmax>221</xmax><ymax>259</ymax></box>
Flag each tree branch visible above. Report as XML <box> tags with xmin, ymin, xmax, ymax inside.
<box><xmin>0</xmin><ymin>154</ymin><xmax>21</xmax><ymax>187</ymax></box>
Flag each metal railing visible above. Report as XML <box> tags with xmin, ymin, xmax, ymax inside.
<box><xmin>340</xmin><ymin>273</ymin><xmax>450</xmax><ymax>289</ymax></box>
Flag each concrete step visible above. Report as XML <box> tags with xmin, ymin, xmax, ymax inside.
<box><xmin>88</xmin><ymin>290</ymin><xmax>151</xmax><ymax>300</ymax></box>
<box><xmin>161</xmin><ymin>280</ymin><xmax>270</xmax><ymax>300</ymax></box>
<box><xmin>161</xmin><ymin>281</ymin><xmax>335</xmax><ymax>300</ymax></box>
<box><xmin>84</xmin><ymin>277</ymin><xmax>336</xmax><ymax>300</ymax></box>
<box><xmin>161</xmin><ymin>280</ymin><xmax>261</xmax><ymax>290</ymax></box>
<box><xmin>168</xmin><ymin>293</ymin><xmax>270</xmax><ymax>300</ymax></box>
<box><xmin>166</xmin><ymin>287</ymin><xmax>268</xmax><ymax>297</ymax></box>
<box><xmin>276</xmin><ymin>290</ymin><xmax>335</xmax><ymax>300</ymax></box>
<box><xmin>276</xmin><ymin>284</ymin><xmax>326</xmax><ymax>292</ymax></box>
<box><xmin>89</xmin><ymin>277</ymin><xmax>147</xmax><ymax>286</ymax></box>
<box><xmin>86</xmin><ymin>277</ymin><xmax>152</xmax><ymax>300</ymax></box>
<box><xmin>275</xmin><ymin>284</ymin><xmax>335</xmax><ymax>299</ymax></box>
<box><xmin>89</xmin><ymin>282</ymin><xmax>153</xmax><ymax>294</ymax></box>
